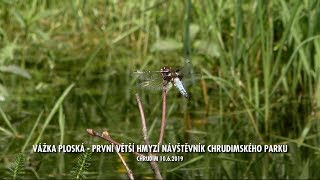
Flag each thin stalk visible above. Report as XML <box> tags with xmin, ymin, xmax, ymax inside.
<box><xmin>115</xmin><ymin>150</ymin><xmax>134</xmax><ymax>180</ymax></box>
<box><xmin>184</xmin><ymin>0</ymin><xmax>191</xmax><ymax>59</ymax></box>
<box><xmin>86</xmin><ymin>129</ymin><xmax>143</xmax><ymax>157</ymax></box>
<box><xmin>158</xmin><ymin>82</ymin><xmax>167</xmax><ymax>145</ymax></box>
<box><xmin>136</xmin><ymin>93</ymin><xmax>150</xmax><ymax>145</ymax></box>
<box><xmin>136</xmin><ymin>94</ymin><xmax>163</xmax><ymax>180</ymax></box>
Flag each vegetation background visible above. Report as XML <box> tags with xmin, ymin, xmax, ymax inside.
<box><xmin>0</xmin><ymin>0</ymin><xmax>320</xmax><ymax>179</ymax></box>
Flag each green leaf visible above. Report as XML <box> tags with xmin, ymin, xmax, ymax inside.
<box><xmin>299</xmin><ymin>159</ymin><xmax>309</xmax><ymax>179</ymax></box>
<box><xmin>194</xmin><ymin>40</ymin><xmax>220</xmax><ymax>58</ymax></box>
<box><xmin>151</xmin><ymin>39</ymin><xmax>183</xmax><ymax>52</ymax></box>
<box><xmin>0</xmin><ymin>43</ymin><xmax>18</xmax><ymax>64</ymax></box>
<box><xmin>0</xmin><ymin>84</ymin><xmax>9</xmax><ymax>101</ymax></box>
<box><xmin>0</xmin><ymin>106</ymin><xmax>18</xmax><ymax>136</ymax></box>
<box><xmin>0</xmin><ymin>65</ymin><xmax>31</xmax><ymax>79</ymax></box>
<box><xmin>167</xmin><ymin>155</ymin><xmax>203</xmax><ymax>172</ymax></box>
<box><xmin>189</xmin><ymin>24</ymin><xmax>200</xmax><ymax>40</ymax></box>
<box><xmin>33</xmin><ymin>83</ymin><xmax>75</xmax><ymax>145</ymax></box>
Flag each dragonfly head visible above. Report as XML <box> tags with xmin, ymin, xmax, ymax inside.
<box><xmin>161</xmin><ymin>67</ymin><xmax>173</xmax><ymax>81</ymax></box>
<box><xmin>174</xmin><ymin>67</ymin><xmax>184</xmax><ymax>80</ymax></box>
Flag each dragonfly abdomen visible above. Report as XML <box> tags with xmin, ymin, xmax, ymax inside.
<box><xmin>173</xmin><ymin>77</ymin><xmax>188</xmax><ymax>98</ymax></box>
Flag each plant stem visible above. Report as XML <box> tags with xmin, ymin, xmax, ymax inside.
<box><xmin>158</xmin><ymin>83</ymin><xmax>167</xmax><ymax>145</ymax></box>
<box><xmin>136</xmin><ymin>94</ymin><xmax>163</xmax><ymax>180</ymax></box>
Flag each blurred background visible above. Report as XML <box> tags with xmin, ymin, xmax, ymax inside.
<box><xmin>0</xmin><ymin>0</ymin><xmax>320</xmax><ymax>179</ymax></box>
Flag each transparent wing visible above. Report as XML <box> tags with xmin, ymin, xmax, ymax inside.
<box><xmin>176</xmin><ymin>59</ymin><xmax>200</xmax><ymax>79</ymax></box>
<box><xmin>133</xmin><ymin>71</ymin><xmax>165</xmax><ymax>91</ymax></box>
<box><xmin>180</xmin><ymin>77</ymin><xmax>200</xmax><ymax>90</ymax></box>
<box><xmin>133</xmin><ymin>70</ymin><xmax>161</xmax><ymax>80</ymax></box>
<box><xmin>177</xmin><ymin>62</ymin><xmax>202</xmax><ymax>88</ymax></box>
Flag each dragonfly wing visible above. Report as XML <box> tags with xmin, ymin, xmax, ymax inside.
<box><xmin>133</xmin><ymin>71</ymin><xmax>164</xmax><ymax>91</ymax></box>
<box><xmin>133</xmin><ymin>71</ymin><xmax>160</xmax><ymax>80</ymax></box>
<box><xmin>136</xmin><ymin>79</ymin><xmax>164</xmax><ymax>91</ymax></box>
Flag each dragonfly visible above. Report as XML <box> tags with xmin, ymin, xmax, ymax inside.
<box><xmin>134</xmin><ymin>61</ymin><xmax>196</xmax><ymax>98</ymax></box>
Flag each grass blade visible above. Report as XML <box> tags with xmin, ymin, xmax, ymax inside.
<box><xmin>0</xmin><ymin>106</ymin><xmax>18</xmax><ymax>136</ymax></box>
<box><xmin>21</xmin><ymin>110</ymin><xmax>44</xmax><ymax>152</ymax></box>
<box><xmin>167</xmin><ymin>155</ymin><xmax>203</xmax><ymax>172</ymax></box>
<box><xmin>33</xmin><ymin>83</ymin><xmax>75</xmax><ymax>145</ymax></box>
